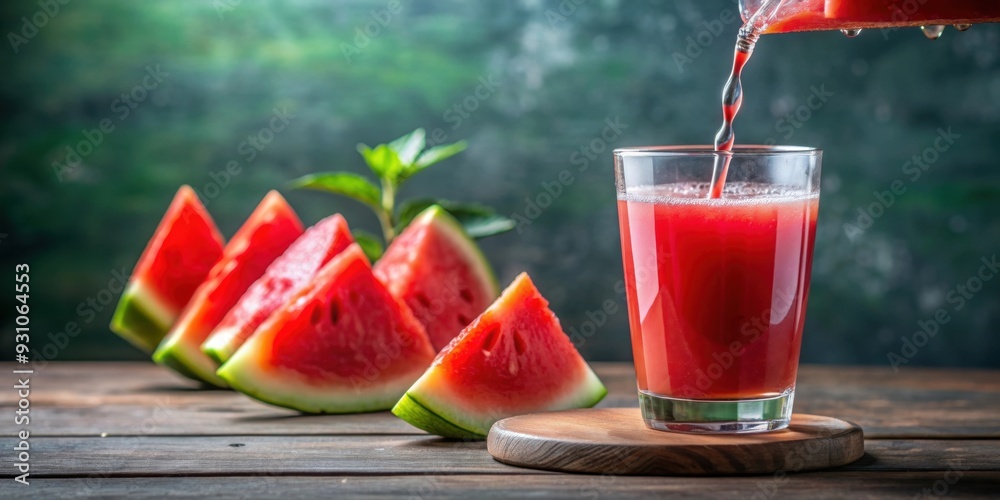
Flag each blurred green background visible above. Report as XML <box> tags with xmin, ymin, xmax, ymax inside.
<box><xmin>1</xmin><ymin>0</ymin><xmax>998</xmax><ymax>367</ymax></box>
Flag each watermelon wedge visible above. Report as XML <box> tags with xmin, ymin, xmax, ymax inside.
<box><xmin>110</xmin><ymin>186</ymin><xmax>224</xmax><ymax>353</ymax></box>
<box><xmin>153</xmin><ymin>191</ymin><xmax>303</xmax><ymax>387</ymax></box>
<box><xmin>217</xmin><ymin>244</ymin><xmax>437</xmax><ymax>413</ymax></box>
<box><xmin>374</xmin><ymin>205</ymin><xmax>498</xmax><ymax>351</ymax></box>
<box><xmin>201</xmin><ymin>214</ymin><xmax>355</xmax><ymax>365</ymax></box>
<box><xmin>392</xmin><ymin>273</ymin><xmax>606</xmax><ymax>439</ymax></box>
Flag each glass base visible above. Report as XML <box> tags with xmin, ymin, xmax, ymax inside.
<box><xmin>639</xmin><ymin>389</ymin><xmax>794</xmax><ymax>434</ymax></box>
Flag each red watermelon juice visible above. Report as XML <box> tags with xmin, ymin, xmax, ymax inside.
<box><xmin>617</xmin><ymin>183</ymin><xmax>818</xmax><ymax>402</ymax></box>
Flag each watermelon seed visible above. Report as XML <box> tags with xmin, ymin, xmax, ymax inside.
<box><xmin>512</xmin><ymin>331</ymin><xmax>526</xmax><ymax>355</ymax></box>
<box><xmin>415</xmin><ymin>293</ymin><xmax>432</xmax><ymax>309</ymax></box>
<box><xmin>459</xmin><ymin>288</ymin><xmax>473</xmax><ymax>303</ymax></box>
<box><xmin>329</xmin><ymin>299</ymin><xmax>342</xmax><ymax>325</ymax></box>
<box><xmin>457</xmin><ymin>314</ymin><xmax>471</xmax><ymax>327</ymax></box>
<box><xmin>482</xmin><ymin>325</ymin><xmax>501</xmax><ymax>354</ymax></box>
<box><xmin>309</xmin><ymin>305</ymin><xmax>323</xmax><ymax>326</ymax></box>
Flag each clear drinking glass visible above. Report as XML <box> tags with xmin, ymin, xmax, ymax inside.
<box><xmin>614</xmin><ymin>146</ymin><xmax>821</xmax><ymax>433</ymax></box>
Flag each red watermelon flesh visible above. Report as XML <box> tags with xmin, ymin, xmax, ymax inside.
<box><xmin>217</xmin><ymin>244</ymin><xmax>436</xmax><ymax>413</ymax></box>
<box><xmin>374</xmin><ymin>205</ymin><xmax>498</xmax><ymax>351</ymax></box>
<box><xmin>110</xmin><ymin>186</ymin><xmax>224</xmax><ymax>353</ymax></box>
<box><xmin>153</xmin><ymin>191</ymin><xmax>304</xmax><ymax>387</ymax></box>
<box><xmin>392</xmin><ymin>273</ymin><xmax>606</xmax><ymax>439</ymax></box>
<box><xmin>202</xmin><ymin>214</ymin><xmax>355</xmax><ymax>365</ymax></box>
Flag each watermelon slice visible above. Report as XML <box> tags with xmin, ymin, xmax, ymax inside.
<box><xmin>374</xmin><ymin>205</ymin><xmax>498</xmax><ymax>351</ymax></box>
<box><xmin>110</xmin><ymin>186</ymin><xmax>224</xmax><ymax>352</ymax></box>
<box><xmin>217</xmin><ymin>244</ymin><xmax>437</xmax><ymax>413</ymax></box>
<box><xmin>153</xmin><ymin>191</ymin><xmax>303</xmax><ymax>387</ymax></box>
<box><xmin>201</xmin><ymin>214</ymin><xmax>355</xmax><ymax>365</ymax></box>
<box><xmin>392</xmin><ymin>273</ymin><xmax>606</xmax><ymax>439</ymax></box>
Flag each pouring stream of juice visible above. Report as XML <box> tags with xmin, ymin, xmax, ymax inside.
<box><xmin>707</xmin><ymin>0</ymin><xmax>1000</xmax><ymax>199</ymax></box>
<box><xmin>708</xmin><ymin>0</ymin><xmax>783</xmax><ymax>199</ymax></box>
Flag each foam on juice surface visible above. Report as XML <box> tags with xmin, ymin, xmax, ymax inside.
<box><xmin>619</xmin><ymin>182</ymin><xmax>817</xmax><ymax>206</ymax></box>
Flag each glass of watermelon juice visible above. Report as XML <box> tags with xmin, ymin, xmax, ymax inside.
<box><xmin>614</xmin><ymin>146</ymin><xmax>821</xmax><ymax>433</ymax></box>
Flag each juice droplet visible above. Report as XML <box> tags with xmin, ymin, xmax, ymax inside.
<box><xmin>921</xmin><ymin>25</ymin><xmax>946</xmax><ymax>40</ymax></box>
<box><xmin>840</xmin><ymin>28</ymin><xmax>862</xmax><ymax>38</ymax></box>
<box><xmin>955</xmin><ymin>24</ymin><xmax>972</xmax><ymax>32</ymax></box>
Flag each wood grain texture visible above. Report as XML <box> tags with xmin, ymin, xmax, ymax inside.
<box><xmin>1</xmin><ymin>362</ymin><xmax>999</xmax><ymax>498</ymax></box>
<box><xmin>488</xmin><ymin>409</ymin><xmax>865</xmax><ymax>475</ymax></box>
<box><xmin>6</xmin><ymin>473</ymin><xmax>1000</xmax><ymax>499</ymax></box>
<box><xmin>3</xmin><ymin>362</ymin><xmax>999</xmax><ymax>438</ymax></box>
<box><xmin>1</xmin><ymin>435</ymin><xmax>996</xmax><ymax>478</ymax></box>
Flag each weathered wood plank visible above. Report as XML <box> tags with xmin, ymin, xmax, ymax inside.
<box><xmin>4</xmin><ymin>473</ymin><xmax>999</xmax><ymax>499</ymax></box>
<box><xmin>2</xmin><ymin>363</ymin><xmax>999</xmax><ymax>438</ymax></box>
<box><xmin>1</xmin><ymin>435</ymin><xmax>996</xmax><ymax>478</ymax></box>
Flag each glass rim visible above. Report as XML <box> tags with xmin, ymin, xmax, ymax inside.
<box><xmin>613</xmin><ymin>145</ymin><xmax>822</xmax><ymax>157</ymax></box>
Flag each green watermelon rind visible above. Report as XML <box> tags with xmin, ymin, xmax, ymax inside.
<box><xmin>201</xmin><ymin>326</ymin><xmax>239</xmax><ymax>366</ymax></box>
<box><xmin>109</xmin><ymin>281</ymin><xmax>175</xmax><ymax>353</ymax></box>
<box><xmin>396</xmin><ymin>368</ymin><xmax>608</xmax><ymax>439</ymax></box>
<box><xmin>153</xmin><ymin>190</ymin><xmax>303</xmax><ymax>390</ymax></box>
<box><xmin>419</xmin><ymin>205</ymin><xmax>500</xmax><ymax>296</ymax></box>
<box><xmin>154</xmin><ymin>347</ymin><xmax>207</xmax><ymax>383</ymax></box>
<box><xmin>217</xmin><ymin>350</ymin><xmax>421</xmax><ymax>414</ymax></box>
<box><xmin>153</xmin><ymin>333</ymin><xmax>229</xmax><ymax>388</ymax></box>
<box><xmin>391</xmin><ymin>393</ymin><xmax>483</xmax><ymax>440</ymax></box>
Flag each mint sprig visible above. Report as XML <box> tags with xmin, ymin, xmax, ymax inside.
<box><xmin>291</xmin><ymin>129</ymin><xmax>514</xmax><ymax>260</ymax></box>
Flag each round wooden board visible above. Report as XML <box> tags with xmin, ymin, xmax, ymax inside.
<box><xmin>487</xmin><ymin>408</ymin><xmax>864</xmax><ymax>476</ymax></box>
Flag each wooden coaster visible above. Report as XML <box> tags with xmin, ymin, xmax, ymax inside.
<box><xmin>487</xmin><ymin>408</ymin><xmax>864</xmax><ymax>475</ymax></box>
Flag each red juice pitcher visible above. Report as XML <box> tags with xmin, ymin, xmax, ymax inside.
<box><xmin>740</xmin><ymin>0</ymin><xmax>1000</xmax><ymax>35</ymax></box>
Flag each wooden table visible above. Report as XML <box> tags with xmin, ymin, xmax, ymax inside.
<box><xmin>2</xmin><ymin>362</ymin><xmax>999</xmax><ymax>498</ymax></box>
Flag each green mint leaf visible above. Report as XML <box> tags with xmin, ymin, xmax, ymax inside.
<box><xmin>357</xmin><ymin>143</ymin><xmax>404</xmax><ymax>185</ymax></box>
<box><xmin>290</xmin><ymin>172</ymin><xmax>381</xmax><ymax>209</ymax></box>
<box><xmin>352</xmin><ymin>230</ymin><xmax>384</xmax><ymax>262</ymax></box>
<box><xmin>401</xmin><ymin>141</ymin><xmax>468</xmax><ymax>180</ymax></box>
<box><xmin>389</xmin><ymin>128</ymin><xmax>426</xmax><ymax>166</ymax></box>
<box><xmin>396</xmin><ymin>198</ymin><xmax>515</xmax><ymax>238</ymax></box>
<box><xmin>460</xmin><ymin>214</ymin><xmax>517</xmax><ymax>238</ymax></box>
